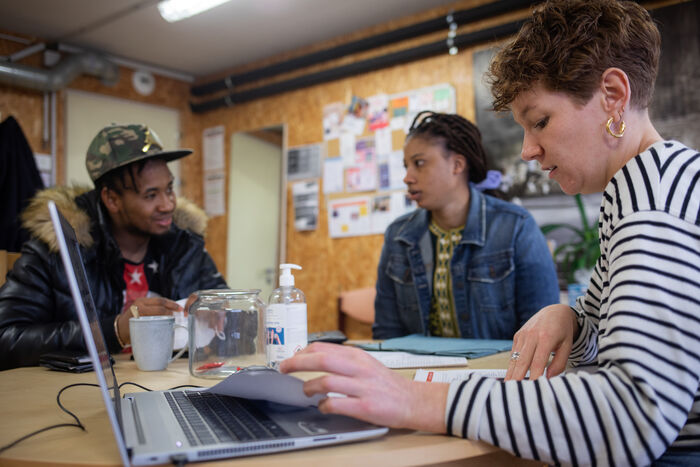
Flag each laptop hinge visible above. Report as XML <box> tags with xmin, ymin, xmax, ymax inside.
<box><xmin>126</xmin><ymin>396</ymin><xmax>147</xmax><ymax>445</ymax></box>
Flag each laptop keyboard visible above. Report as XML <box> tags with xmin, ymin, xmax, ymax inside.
<box><xmin>165</xmin><ymin>391</ymin><xmax>289</xmax><ymax>446</ymax></box>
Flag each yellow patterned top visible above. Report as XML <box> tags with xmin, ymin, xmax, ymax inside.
<box><xmin>427</xmin><ymin>219</ymin><xmax>463</xmax><ymax>337</ymax></box>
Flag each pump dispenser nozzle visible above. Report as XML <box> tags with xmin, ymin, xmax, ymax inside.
<box><xmin>279</xmin><ymin>263</ymin><xmax>301</xmax><ymax>287</ymax></box>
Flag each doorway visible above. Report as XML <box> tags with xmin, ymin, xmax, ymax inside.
<box><xmin>226</xmin><ymin>126</ymin><xmax>286</xmax><ymax>300</ymax></box>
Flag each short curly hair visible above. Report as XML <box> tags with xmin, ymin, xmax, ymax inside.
<box><xmin>487</xmin><ymin>0</ymin><xmax>660</xmax><ymax>111</ymax></box>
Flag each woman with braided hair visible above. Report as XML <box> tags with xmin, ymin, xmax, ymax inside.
<box><xmin>372</xmin><ymin>110</ymin><xmax>559</xmax><ymax>340</ymax></box>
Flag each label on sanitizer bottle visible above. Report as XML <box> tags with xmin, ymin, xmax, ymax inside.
<box><xmin>265</xmin><ymin>303</ymin><xmax>307</xmax><ymax>368</ymax></box>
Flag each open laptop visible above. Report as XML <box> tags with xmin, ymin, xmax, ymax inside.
<box><xmin>48</xmin><ymin>200</ymin><xmax>388</xmax><ymax>466</ymax></box>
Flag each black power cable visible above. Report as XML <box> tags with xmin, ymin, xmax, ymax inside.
<box><xmin>0</xmin><ymin>381</ymin><xmax>203</xmax><ymax>455</ymax></box>
<box><xmin>0</xmin><ymin>382</ymin><xmax>94</xmax><ymax>455</ymax></box>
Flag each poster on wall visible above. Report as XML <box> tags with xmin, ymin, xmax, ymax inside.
<box><xmin>322</xmin><ymin>157</ymin><xmax>344</xmax><ymax>194</ymax></box>
<box><xmin>202</xmin><ymin>125</ymin><xmax>226</xmax><ymax>217</ymax></box>
<box><xmin>204</xmin><ymin>173</ymin><xmax>226</xmax><ymax>217</ymax></box>
<box><xmin>323</xmin><ymin>102</ymin><xmax>345</xmax><ymax>140</ymax></box>
<box><xmin>340</xmin><ymin>133</ymin><xmax>356</xmax><ymax>167</ymax></box>
<box><xmin>318</xmin><ymin>83</ymin><xmax>455</xmax><ymax>237</ymax></box>
<box><xmin>374</xmin><ymin>127</ymin><xmax>392</xmax><ymax>156</ymax></box>
<box><xmin>354</xmin><ymin>137</ymin><xmax>375</xmax><ymax>165</ymax></box>
<box><xmin>392</xmin><ymin>83</ymin><xmax>457</xmax><ymax>133</ymax></box>
<box><xmin>203</xmin><ymin>125</ymin><xmax>225</xmax><ymax>172</ymax></box>
<box><xmin>287</xmin><ymin>144</ymin><xmax>322</xmax><ymax>180</ymax></box>
<box><xmin>367</xmin><ymin>94</ymin><xmax>389</xmax><ymax>131</ymax></box>
<box><xmin>342</xmin><ymin>96</ymin><xmax>368</xmax><ymax>135</ymax></box>
<box><xmin>328</xmin><ymin>196</ymin><xmax>371</xmax><ymax>238</ymax></box>
<box><xmin>345</xmin><ymin>163</ymin><xmax>378</xmax><ymax>192</ymax></box>
<box><xmin>292</xmin><ymin>180</ymin><xmax>319</xmax><ymax>231</ymax></box>
<box><xmin>377</xmin><ymin>150</ymin><xmax>406</xmax><ymax>190</ymax></box>
<box><xmin>369</xmin><ymin>191</ymin><xmax>415</xmax><ymax>234</ymax></box>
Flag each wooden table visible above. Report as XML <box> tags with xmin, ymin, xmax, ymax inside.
<box><xmin>0</xmin><ymin>351</ymin><xmax>541</xmax><ymax>466</ymax></box>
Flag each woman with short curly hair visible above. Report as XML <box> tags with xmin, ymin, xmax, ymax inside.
<box><xmin>281</xmin><ymin>2</ymin><xmax>700</xmax><ymax>465</ymax></box>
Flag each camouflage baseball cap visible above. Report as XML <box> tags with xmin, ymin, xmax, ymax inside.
<box><xmin>85</xmin><ymin>123</ymin><xmax>192</xmax><ymax>182</ymax></box>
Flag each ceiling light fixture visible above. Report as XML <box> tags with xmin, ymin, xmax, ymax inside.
<box><xmin>157</xmin><ymin>0</ymin><xmax>231</xmax><ymax>23</ymax></box>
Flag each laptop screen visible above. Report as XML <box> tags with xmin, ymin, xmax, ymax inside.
<box><xmin>58</xmin><ymin>212</ymin><xmax>119</xmax><ymax>380</ymax></box>
<box><xmin>56</xmin><ymin>209</ymin><xmax>117</xmax><ymax>386</ymax></box>
<box><xmin>48</xmin><ymin>201</ymin><xmax>130</xmax><ymax>465</ymax></box>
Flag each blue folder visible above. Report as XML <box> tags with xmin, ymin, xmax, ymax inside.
<box><xmin>355</xmin><ymin>334</ymin><xmax>512</xmax><ymax>359</ymax></box>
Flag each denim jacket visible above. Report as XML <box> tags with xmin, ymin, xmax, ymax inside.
<box><xmin>372</xmin><ymin>186</ymin><xmax>559</xmax><ymax>340</ymax></box>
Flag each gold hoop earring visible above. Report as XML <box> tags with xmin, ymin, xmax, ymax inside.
<box><xmin>606</xmin><ymin>116</ymin><xmax>626</xmax><ymax>138</ymax></box>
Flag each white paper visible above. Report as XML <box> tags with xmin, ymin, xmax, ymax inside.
<box><xmin>204</xmin><ymin>367</ymin><xmax>324</xmax><ymax>407</ymax></box>
<box><xmin>389</xmin><ymin>117</ymin><xmax>405</xmax><ymax>131</ymax></box>
<box><xmin>328</xmin><ymin>196</ymin><xmax>371</xmax><ymax>238</ymax></box>
<box><xmin>203</xmin><ymin>125</ymin><xmax>225</xmax><ymax>172</ymax></box>
<box><xmin>374</xmin><ymin>127</ymin><xmax>392</xmax><ymax>156</ymax></box>
<box><xmin>370</xmin><ymin>194</ymin><xmax>392</xmax><ymax>234</ymax></box>
<box><xmin>354</xmin><ymin>137</ymin><xmax>375</xmax><ymax>165</ymax></box>
<box><xmin>203</xmin><ymin>173</ymin><xmax>226</xmax><ymax>217</ymax></box>
<box><xmin>323</xmin><ymin>102</ymin><xmax>345</xmax><ymax>140</ymax></box>
<box><xmin>388</xmin><ymin>150</ymin><xmax>407</xmax><ymax>190</ymax></box>
<box><xmin>34</xmin><ymin>152</ymin><xmax>53</xmax><ymax>171</ymax></box>
<box><xmin>345</xmin><ymin>163</ymin><xmax>377</xmax><ymax>192</ymax></box>
<box><xmin>322</xmin><ymin>157</ymin><xmax>344</xmax><ymax>194</ymax></box>
<box><xmin>340</xmin><ymin>133</ymin><xmax>356</xmax><ymax>167</ymax></box>
<box><xmin>367</xmin><ymin>94</ymin><xmax>389</xmax><ymax>131</ymax></box>
<box><xmin>378</xmin><ymin>162</ymin><xmax>390</xmax><ymax>190</ymax></box>
<box><xmin>412</xmin><ymin>363</ymin><xmax>594</xmax><ymax>383</ymax></box>
<box><xmin>173</xmin><ymin>298</ymin><xmax>189</xmax><ymax>350</ymax></box>
<box><xmin>433</xmin><ymin>86</ymin><xmax>453</xmax><ymax>111</ymax></box>
<box><xmin>413</xmin><ymin>90</ymin><xmax>434</xmax><ymax>112</ymax></box>
<box><xmin>366</xmin><ymin>351</ymin><xmax>467</xmax><ymax>369</ymax></box>
<box><xmin>413</xmin><ymin>368</ymin><xmax>507</xmax><ymax>383</ymax></box>
<box><xmin>292</xmin><ymin>180</ymin><xmax>319</xmax><ymax>231</ymax></box>
<box><xmin>398</xmin><ymin>191</ymin><xmax>417</xmax><ymax>215</ymax></box>
<box><xmin>287</xmin><ymin>144</ymin><xmax>322</xmax><ymax>181</ymax></box>
<box><xmin>370</xmin><ymin>193</ymin><xmax>405</xmax><ymax>234</ymax></box>
<box><xmin>342</xmin><ymin>114</ymin><xmax>366</xmax><ymax>135</ymax></box>
<box><xmin>172</xmin><ymin>320</ymin><xmax>188</xmax><ymax>350</ymax></box>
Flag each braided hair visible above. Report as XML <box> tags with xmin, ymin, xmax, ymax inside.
<box><xmin>407</xmin><ymin>110</ymin><xmax>489</xmax><ymax>184</ymax></box>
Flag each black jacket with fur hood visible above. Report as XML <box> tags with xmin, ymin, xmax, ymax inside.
<box><xmin>0</xmin><ymin>186</ymin><xmax>227</xmax><ymax>370</ymax></box>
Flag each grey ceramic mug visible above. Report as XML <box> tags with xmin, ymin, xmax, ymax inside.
<box><xmin>129</xmin><ymin>316</ymin><xmax>187</xmax><ymax>371</ymax></box>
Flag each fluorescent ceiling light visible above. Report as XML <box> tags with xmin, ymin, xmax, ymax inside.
<box><xmin>158</xmin><ymin>0</ymin><xmax>231</xmax><ymax>23</ymax></box>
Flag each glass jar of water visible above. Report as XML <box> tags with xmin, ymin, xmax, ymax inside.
<box><xmin>188</xmin><ymin>289</ymin><xmax>266</xmax><ymax>378</ymax></box>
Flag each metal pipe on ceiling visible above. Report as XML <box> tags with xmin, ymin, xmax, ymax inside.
<box><xmin>8</xmin><ymin>42</ymin><xmax>46</xmax><ymax>63</ymax></box>
<box><xmin>0</xmin><ymin>52</ymin><xmax>119</xmax><ymax>92</ymax></box>
<box><xmin>190</xmin><ymin>0</ymin><xmax>541</xmax><ymax>97</ymax></box>
<box><xmin>189</xmin><ymin>19</ymin><xmax>524</xmax><ymax>113</ymax></box>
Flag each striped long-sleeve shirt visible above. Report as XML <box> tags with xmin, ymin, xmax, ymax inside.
<box><xmin>445</xmin><ymin>140</ymin><xmax>700</xmax><ymax>466</ymax></box>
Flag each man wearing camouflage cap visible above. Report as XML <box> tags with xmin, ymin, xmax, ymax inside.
<box><xmin>0</xmin><ymin>124</ymin><xmax>228</xmax><ymax>370</ymax></box>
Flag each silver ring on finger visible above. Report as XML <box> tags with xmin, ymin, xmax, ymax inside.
<box><xmin>510</xmin><ymin>351</ymin><xmax>521</xmax><ymax>362</ymax></box>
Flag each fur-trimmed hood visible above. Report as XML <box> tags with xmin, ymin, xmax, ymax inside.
<box><xmin>21</xmin><ymin>185</ymin><xmax>210</xmax><ymax>253</ymax></box>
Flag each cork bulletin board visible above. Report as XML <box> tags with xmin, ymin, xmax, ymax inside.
<box><xmin>296</xmin><ymin>83</ymin><xmax>456</xmax><ymax>239</ymax></box>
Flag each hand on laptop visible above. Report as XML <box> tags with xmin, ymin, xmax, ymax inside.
<box><xmin>279</xmin><ymin>342</ymin><xmax>449</xmax><ymax>433</ymax></box>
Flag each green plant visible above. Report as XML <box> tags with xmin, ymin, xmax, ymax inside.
<box><xmin>540</xmin><ymin>194</ymin><xmax>600</xmax><ymax>284</ymax></box>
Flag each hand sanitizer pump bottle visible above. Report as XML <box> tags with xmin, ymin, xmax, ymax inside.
<box><xmin>266</xmin><ymin>263</ymin><xmax>307</xmax><ymax>369</ymax></box>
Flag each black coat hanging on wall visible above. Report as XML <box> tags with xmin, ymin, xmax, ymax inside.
<box><xmin>0</xmin><ymin>116</ymin><xmax>45</xmax><ymax>251</ymax></box>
